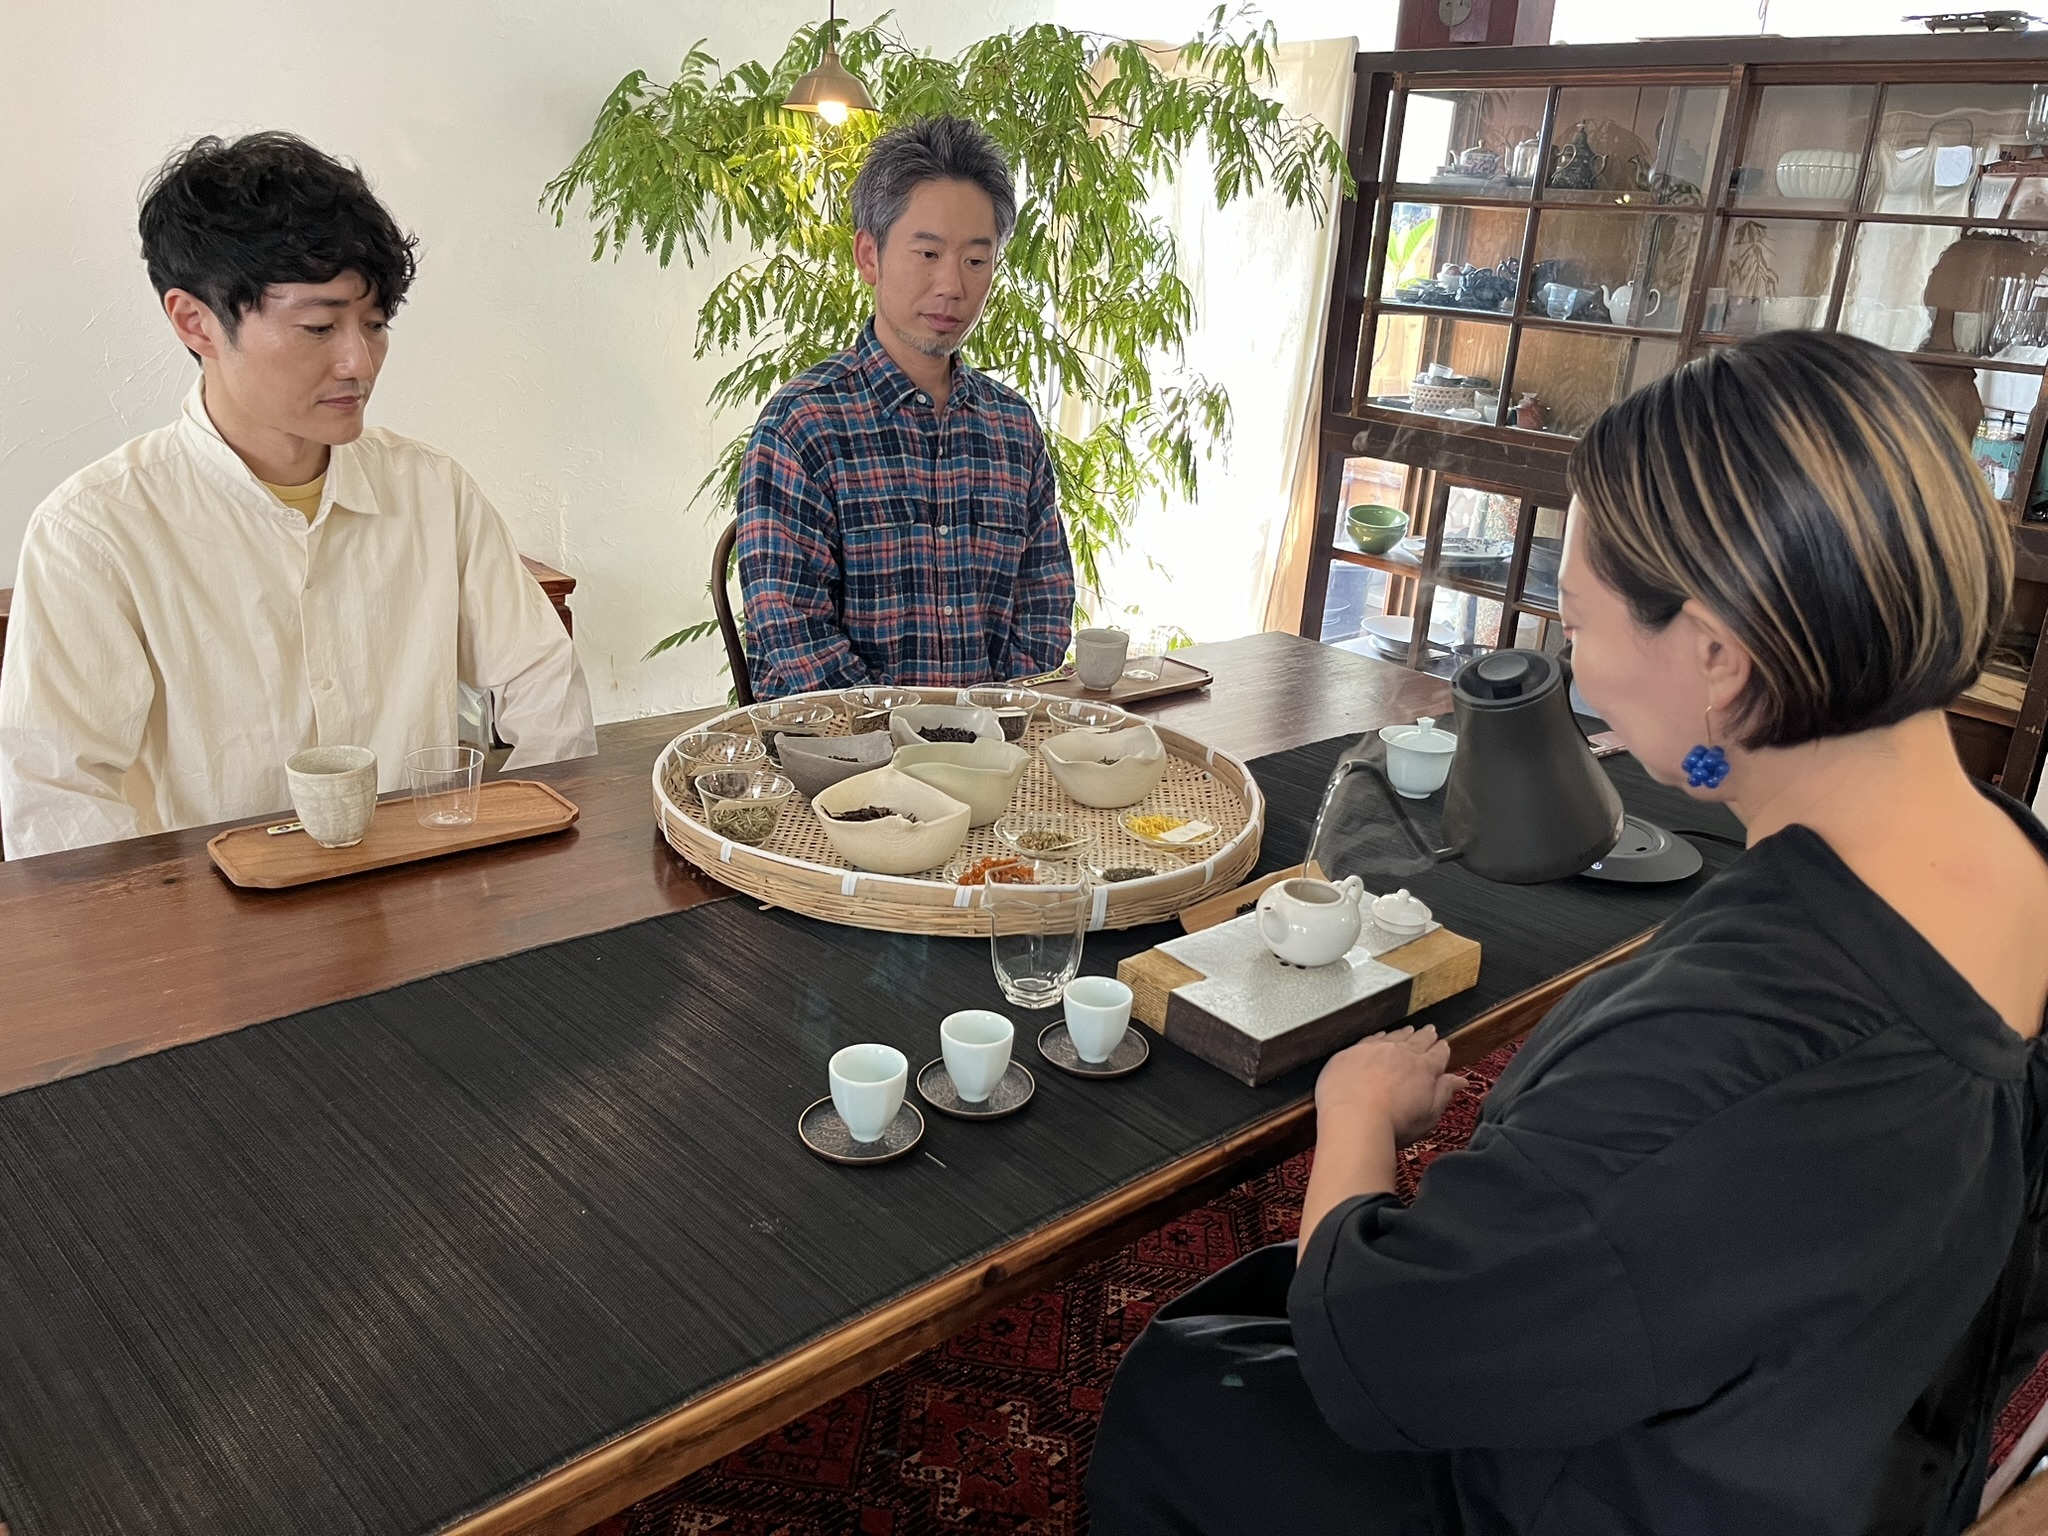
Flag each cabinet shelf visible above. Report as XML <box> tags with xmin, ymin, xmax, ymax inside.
<box><xmin>1310</xmin><ymin>31</ymin><xmax>2048</xmax><ymax>797</ymax></box>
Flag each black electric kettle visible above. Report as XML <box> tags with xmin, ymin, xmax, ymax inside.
<box><xmin>1441</xmin><ymin>648</ymin><xmax>1623</xmax><ymax>883</ymax></box>
<box><xmin>1306</xmin><ymin>647</ymin><xmax>1622</xmax><ymax>886</ymax></box>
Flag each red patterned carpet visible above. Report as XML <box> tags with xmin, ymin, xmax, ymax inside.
<box><xmin>586</xmin><ymin>1038</ymin><xmax>2047</xmax><ymax>1535</ymax></box>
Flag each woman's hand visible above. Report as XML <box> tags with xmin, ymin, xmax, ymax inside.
<box><xmin>1297</xmin><ymin>1027</ymin><xmax>1466</xmax><ymax>1262</ymax></box>
<box><xmin>1315</xmin><ymin>1024</ymin><xmax>1464</xmax><ymax>1146</ymax></box>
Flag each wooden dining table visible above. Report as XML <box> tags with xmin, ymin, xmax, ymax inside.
<box><xmin>0</xmin><ymin>631</ymin><xmax>1735</xmax><ymax>1536</ymax></box>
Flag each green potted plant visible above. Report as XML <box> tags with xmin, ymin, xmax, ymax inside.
<box><xmin>544</xmin><ymin>6</ymin><xmax>1349</xmax><ymax>659</ymax></box>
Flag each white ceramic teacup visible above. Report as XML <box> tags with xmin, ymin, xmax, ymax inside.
<box><xmin>1256</xmin><ymin>875</ymin><xmax>1365</xmax><ymax>968</ymax></box>
<box><xmin>1074</xmin><ymin>628</ymin><xmax>1131</xmax><ymax>691</ymax></box>
<box><xmin>828</xmin><ymin>1043</ymin><xmax>908</xmax><ymax>1143</ymax></box>
<box><xmin>1063</xmin><ymin>975</ymin><xmax>1134</xmax><ymax>1063</ymax></box>
<box><xmin>1378</xmin><ymin>717</ymin><xmax>1458</xmax><ymax>799</ymax></box>
<box><xmin>941</xmin><ymin>1010</ymin><xmax>1015</xmax><ymax>1103</ymax></box>
<box><xmin>285</xmin><ymin>746</ymin><xmax>379</xmax><ymax>849</ymax></box>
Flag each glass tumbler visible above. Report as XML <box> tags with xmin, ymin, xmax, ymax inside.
<box><xmin>984</xmin><ymin>878</ymin><xmax>1091</xmax><ymax>1009</ymax></box>
<box><xmin>1123</xmin><ymin>628</ymin><xmax>1172</xmax><ymax>683</ymax></box>
<box><xmin>407</xmin><ymin>745</ymin><xmax>485</xmax><ymax>827</ymax></box>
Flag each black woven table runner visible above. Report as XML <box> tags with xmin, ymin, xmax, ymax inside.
<box><xmin>0</xmin><ymin>735</ymin><xmax>1740</xmax><ymax>1536</ymax></box>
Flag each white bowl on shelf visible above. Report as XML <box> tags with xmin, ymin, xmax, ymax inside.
<box><xmin>1774</xmin><ymin>149</ymin><xmax>1858</xmax><ymax>202</ymax></box>
<box><xmin>891</xmin><ymin>740</ymin><xmax>1031</xmax><ymax>827</ymax></box>
<box><xmin>811</xmin><ymin>767</ymin><xmax>972</xmax><ymax>875</ymax></box>
<box><xmin>1038</xmin><ymin>724</ymin><xmax>1169</xmax><ymax>809</ymax></box>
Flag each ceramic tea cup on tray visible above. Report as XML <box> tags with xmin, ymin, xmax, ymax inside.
<box><xmin>285</xmin><ymin>745</ymin><xmax>378</xmax><ymax>848</ymax></box>
<box><xmin>940</xmin><ymin>1010</ymin><xmax>1014</xmax><ymax>1103</ymax></box>
<box><xmin>1073</xmin><ymin>628</ymin><xmax>1130</xmax><ymax>691</ymax></box>
<box><xmin>830</xmin><ymin>1043</ymin><xmax>908</xmax><ymax>1143</ymax></box>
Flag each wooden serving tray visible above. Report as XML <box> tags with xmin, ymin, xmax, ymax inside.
<box><xmin>1118</xmin><ymin>867</ymin><xmax>1481</xmax><ymax>1085</ymax></box>
<box><xmin>208</xmin><ymin>779</ymin><xmax>579</xmax><ymax>890</ymax></box>
<box><xmin>1024</xmin><ymin>654</ymin><xmax>1213</xmax><ymax>707</ymax></box>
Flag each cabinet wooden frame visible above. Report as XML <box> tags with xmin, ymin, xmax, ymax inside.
<box><xmin>1304</xmin><ymin>31</ymin><xmax>2048</xmax><ymax>797</ymax></box>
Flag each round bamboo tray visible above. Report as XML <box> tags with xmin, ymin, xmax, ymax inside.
<box><xmin>652</xmin><ymin>688</ymin><xmax>1265</xmax><ymax>937</ymax></box>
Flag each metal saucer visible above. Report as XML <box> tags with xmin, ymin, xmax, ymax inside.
<box><xmin>917</xmin><ymin>1059</ymin><xmax>1035</xmax><ymax>1119</ymax></box>
<box><xmin>1580</xmin><ymin>815</ymin><xmax>1705</xmax><ymax>884</ymax></box>
<box><xmin>797</xmin><ymin>1098</ymin><xmax>925</xmax><ymax>1165</ymax></box>
<box><xmin>1037</xmin><ymin>1021</ymin><xmax>1150</xmax><ymax>1079</ymax></box>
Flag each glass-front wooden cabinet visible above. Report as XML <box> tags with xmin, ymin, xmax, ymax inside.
<box><xmin>1303</xmin><ymin>31</ymin><xmax>2048</xmax><ymax>795</ymax></box>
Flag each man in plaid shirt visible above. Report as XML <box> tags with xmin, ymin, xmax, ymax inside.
<box><xmin>736</xmin><ymin>116</ymin><xmax>1075</xmax><ymax>699</ymax></box>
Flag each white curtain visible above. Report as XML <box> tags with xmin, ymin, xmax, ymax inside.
<box><xmin>1059</xmin><ymin>37</ymin><xmax>1357</xmax><ymax>642</ymax></box>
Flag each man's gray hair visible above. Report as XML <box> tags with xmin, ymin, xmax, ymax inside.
<box><xmin>850</xmin><ymin>115</ymin><xmax>1017</xmax><ymax>247</ymax></box>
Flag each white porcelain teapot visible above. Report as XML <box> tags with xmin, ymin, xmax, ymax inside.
<box><xmin>1255</xmin><ymin>875</ymin><xmax>1366</xmax><ymax>968</ymax></box>
<box><xmin>1600</xmin><ymin>282</ymin><xmax>1661</xmax><ymax>323</ymax></box>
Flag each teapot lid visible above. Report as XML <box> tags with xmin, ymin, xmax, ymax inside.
<box><xmin>1453</xmin><ymin>648</ymin><xmax>1562</xmax><ymax>708</ymax></box>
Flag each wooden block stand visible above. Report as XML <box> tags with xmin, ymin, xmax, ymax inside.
<box><xmin>1119</xmin><ymin>895</ymin><xmax>1480</xmax><ymax>1086</ymax></box>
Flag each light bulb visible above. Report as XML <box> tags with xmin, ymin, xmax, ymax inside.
<box><xmin>818</xmin><ymin>97</ymin><xmax>850</xmax><ymax>125</ymax></box>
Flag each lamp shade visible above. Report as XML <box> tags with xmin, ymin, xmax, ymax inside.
<box><xmin>784</xmin><ymin>47</ymin><xmax>876</xmax><ymax>122</ymax></box>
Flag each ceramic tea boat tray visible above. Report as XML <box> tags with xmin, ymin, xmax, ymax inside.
<box><xmin>1116</xmin><ymin>882</ymin><xmax>1481</xmax><ymax>1085</ymax></box>
<box><xmin>208</xmin><ymin>779</ymin><xmax>580</xmax><ymax>890</ymax></box>
<box><xmin>1017</xmin><ymin>654</ymin><xmax>1213</xmax><ymax>707</ymax></box>
<box><xmin>652</xmin><ymin>687</ymin><xmax>1262</xmax><ymax>938</ymax></box>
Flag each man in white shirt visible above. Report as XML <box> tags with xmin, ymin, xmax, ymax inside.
<box><xmin>0</xmin><ymin>132</ymin><xmax>596</xmax><ymax>859</ymax></box>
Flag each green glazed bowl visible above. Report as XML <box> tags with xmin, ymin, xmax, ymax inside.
<box><xmin>1346</xmin><ymin>503</ymin><xmax>1409</xmax><ymax>555</ymax></box>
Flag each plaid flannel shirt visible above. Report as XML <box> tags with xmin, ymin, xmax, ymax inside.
<box><xmin>736</xmin><ymin>322</ymin><xmax>1075</xmax><ymax>699</ymax></box>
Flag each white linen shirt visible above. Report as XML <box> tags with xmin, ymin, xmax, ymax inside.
<box><xmin>0</xmin><ymin>381</ymin><xmax>597</xmax><ymax>859</ymax></box>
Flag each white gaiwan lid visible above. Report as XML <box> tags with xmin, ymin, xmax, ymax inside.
<box><xmin>1390</xmin><ymin>716</ymin><xmax>1457</xmax><ymax>753</ymax></box>
<box><xmin>1371</xmin><ymin>887</ymin><xmax>1432</xmax><ymax>932</ymax></box>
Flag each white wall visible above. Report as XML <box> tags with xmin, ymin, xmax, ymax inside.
<box><xmin>0</xmin><ymin>0</ymin><xmax>1046</xmax><ymax>723</ymax></box>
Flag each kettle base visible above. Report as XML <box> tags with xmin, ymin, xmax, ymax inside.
<box><xmin>1579</xmin><ymin>816</ymin><xmax>1705</xmax><ymax>884</ymax></box>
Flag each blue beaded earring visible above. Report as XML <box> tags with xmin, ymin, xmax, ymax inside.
<box><xmin>1683</xmin><ymin>707</ymin><xmax>1730</xmax><ymax>789</ymax></box>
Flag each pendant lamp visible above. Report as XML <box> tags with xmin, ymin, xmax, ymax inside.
<box><xmin>783</xmin><ymin>0</ymin><xmax>877</xmax><ymax>125</ymax></box>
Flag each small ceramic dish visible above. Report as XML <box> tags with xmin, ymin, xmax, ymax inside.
<box><xmin>917</xmin><ymin>1058</ymin><xmax>1035</xmax><ymax>1119</ymax></box>
<box><xmin>775</xmin><ymin>731</ymin><xmax>896</xmax><ymax>801</ymax></box>
<box><xmin>694</xmin><ymin>770</ymin><xmax>796</xmax><ymax>846</ymax></box>
<box><xmin>890</xmin><ymin>703</ymin><xmax>1004</xmax><ymax>748</ymax></box>
<box><xmin>674</xmin><ymin>729</ymin><xmax>770</xmax><ymax>781</ymax></box>
<box><xmin>1120</xmin><ymin>804</ymin><xmax>1222</xmax><ymax>851</ymax></box>
<box><xmin>747</xmin><ymin>699</ymin><xmax>837</xmax><ymax>749</ymax></box>
<box><xmin>1037</xmin><ymin>1020</ymin><xmax>1150</xmax><ymax>1079</ymax></box>
<box><xmin>966</xmin><ymin>685</ymin><xmax>1043</xmax><ymax>742</ymax></box>
<box><xmin>811</xmin><ymin>766</ymin><xmax>972</xmax><ymax>875</ymax></box>
<box><xmin>839</xmin><ymin>685</ymin><xmax>922</xmax><ymax>735</ymax></box>
<box><xmin>891</xmin><ymin>740</ymin><xmax>1030</xmax><ymax>826</ymax></box>
<box><xmin>798</xmin><ymin>1098</ymin><xmax>925</xmax><ymax>1164</ymax></box>
<box><xmin>994</xmin><ymin>813</ymin><xmax>1090</xmax><ymax>860</ymax></box>
<box><xmin>1044</xmin><ymin>698</ymin><xmax>1131</xmax><ymax>733</ymax></box>
<box><xmin>1039</xmin><ymin>724</ymin><xmax>1169</xmax><ymax>809</ymax></box>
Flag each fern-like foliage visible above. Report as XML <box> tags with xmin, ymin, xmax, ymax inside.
<box><xmin>543</xmin><ymin>5</ymin><xmax>1350</xmax><ymax>658</ymax></box>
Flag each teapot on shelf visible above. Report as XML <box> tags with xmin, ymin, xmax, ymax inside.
<box><xmin>1548</xmin><ymin>121</ymin><xmax>1608</xmax><ymax>191</ymax></box>
<box><xmin>1599</xmin><ymin>282</ymin><xmax>1663</xmax><ymax>323</ymax></box>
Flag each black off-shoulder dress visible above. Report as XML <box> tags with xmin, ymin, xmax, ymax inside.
<box><xmin>1087</xmin><ymin>795</ymin><xmax>2048</xmax><ymax>1536</ymax></box>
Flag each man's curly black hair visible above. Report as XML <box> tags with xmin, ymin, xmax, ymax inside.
<box><xmin>138</xmin><ymin>131</ymin><xmax>418</xmax><ymax>340</ymax></box>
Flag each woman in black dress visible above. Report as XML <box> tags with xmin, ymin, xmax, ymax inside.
<box><xmin>1086</xmin><ymin>332</ymin><xmax>2048</xmax><ymax>1536</ymax></box>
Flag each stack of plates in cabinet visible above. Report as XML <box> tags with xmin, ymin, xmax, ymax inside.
<box><xmin>1359</xmin><ymin>615</ymin><xmax>1458</xmax><ymax>662</ymax></box>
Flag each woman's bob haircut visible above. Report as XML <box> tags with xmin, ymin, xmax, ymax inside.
<box><xmin>1568</xmin><ymin>330</ymin><xmax>2011</xmax><ymax>751</ymax></box>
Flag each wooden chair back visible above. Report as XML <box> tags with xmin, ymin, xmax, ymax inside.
<box><xmin>712</xmin><ymin>520</ymin><xmax>755</xmax><ymax>706</ymax></box>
